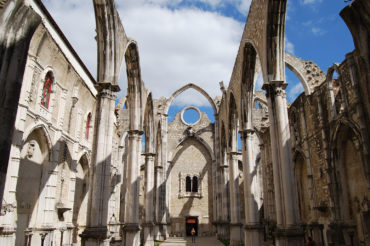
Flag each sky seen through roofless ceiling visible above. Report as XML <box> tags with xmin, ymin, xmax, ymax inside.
<box><xmin>42</xmin><ymin>0</ymin><xmax>354</xmax><ymax>123</ymax></box>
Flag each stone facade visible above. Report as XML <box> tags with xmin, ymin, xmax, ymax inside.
<box><xmin>0</xmin><ymin>0</ymin><xmax>369</xmax><ymax>246</ymax></box>
<box><xmin>0</xmin><ymin>22</ymin><xmax>97</xmax><ymax>246</ymax></box>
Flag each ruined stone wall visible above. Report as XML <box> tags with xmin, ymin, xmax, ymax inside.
<box><xmin>166</xmin><ymin>110</ymin><xmax>215</xmax><ymax>237</ymax></box>
<box><xmin>0</xmin><ymin>23</ymin><xmax>97</xmax><ymax>246</ymax></box>
<box><xmin>261</xmin><ymin>51</ymin><xmax>370</xmax><ymax>245</ymax></box>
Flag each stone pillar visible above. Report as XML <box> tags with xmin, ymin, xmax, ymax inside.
<box><xmin>240</xmin><ymin>129</ymin><xmax>263</xmax><ymax>245</ymax></box>
<box><xmin>154</xmin><ymin>113</ymin><xmax>168</xmax><ymax>240</ymax></box>
<box><xmin>154</xmin><ymin>165</ymin><xmax>165</xmax><ymax>241</ymax></box>
<box><xmin>81</xmin><ymin>87</ymin><xmax>116</xmax><ymax>246</ymax></box>
<box><xmin>213</xmin><ymin>114</ymin><xmax>220</xmax><ymax>232</ymax></box>
<box><xmin>143</xmin><ymin>153</ymin><xmax>156</xmax><ymax>246</ymax></box>
<box><xmin>263</xmin><ymin>81</ymin><xmax>304</xmax><ymax>245</ymax></box>
<box><xmin>228</xmin><ymin>152</ymin><xmax>243</xmax><ymax>246</ymax></box>
<box><xmin>219</xmin><ymin>161</ymin><xmax>229</xmax><ymax>240</ymax></box>
<box><xmin>123</xmin><ymin>130</ymin><xmax>143</xmax><ymax>246</ymax></box>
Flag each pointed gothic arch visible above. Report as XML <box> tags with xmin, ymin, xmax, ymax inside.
<box><xmin>168</xmin><ymin>134</ymin><xmax>215</xmax><ymax>163</ymax></box>
<box><xmin>22</xmin><ymin>123</ymin><xmax>53</xmax><ymax>161</ymax></box>
<box><xmin>125</xmin><ymin>41</ymin><xmax>143</xmax><ymax>131</ymax></box>
<box><xmin>143</xmin><ymin>93</ymin><xmax>155</xmax><ymax>153</ymax></box>
<box><xmin>228</xmin><ymin>92</ymin><xmax>239</xmax><ymax>152</ymax></box>
<box><xmin>164</xmin><ymin>83</ymin><xmax>217</xmax><ymax>115</ymax></box>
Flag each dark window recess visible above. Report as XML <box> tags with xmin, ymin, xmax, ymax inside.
<box><xmin>192</xmin><ymin>176</ymin><xmax>198</xmax><ymax>192</ymax></box>
<box><xmin>41</xmin><ymin>71</ymin><xmax>54</xmax><ymax>109</ymax></box>
<box><xmin>186</xmin><ymin>176</ymin><xmax>191</xmax><ymax>192</ymax></box>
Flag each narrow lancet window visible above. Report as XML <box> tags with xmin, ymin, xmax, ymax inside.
<box><xmin>41</xmin><ymin>71</ymin><xmax>54</xmax><ymax>109</ymax></box>
<box><xmin>186</xmin><ymin>176</ymin><xmax>191</xmax><ymax>192</ymax></box>
<box><xmin>192</xmin><ymin>176</ymin><xmax>198</xmax><ymax>192</ymax></box>
<box><xmin>86</xmin><ymin>113</ymin><xmax>92</xmax><ymax>140</ymax></box>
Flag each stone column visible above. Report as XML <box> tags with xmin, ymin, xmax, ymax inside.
<box><xmin>228</xmin><ymin>152</ymin><xmax>243</xmax><ymax>246</ymax></box>
<box><xmin>263</xmin><ymin>81</ymin><xmax>304</xmax><ymax>245</ymax></box>
<box><xmin>81</xmin><ymin>87</ymin><xmax>116</xmax><ymax>246</ymax></box>
<box><xmin>213</xmin><ymin>114</ymin><xmax>220</xmax><ymax>231</ymax></box>
<box><xmin>154</xmin><ymin>113</ymin><xmax>168</xmax><ymax>240</ymax></box>
<box><xmin>219</xmin><ymin>149</ymin><xmax>229</xmax><ymax>240</ymax></box>
<box><xmin>240</xmin><ymin>129</ymin><xmax>263</xmax><ymax>245</ymax></box>
<box><xmin>123</xmin><ymin>130</ymin><xmax>143</xmax><ymax>246</ymax></box>
<box><xmin>143</xmin><ymin>153</ymin><xmax>156</xmax><ymax>246</ymax></box>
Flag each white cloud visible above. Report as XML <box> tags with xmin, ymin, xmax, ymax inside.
<box><xmin>199</xmin><ymin>0</ymin><xmax>222</xmax><ymax>8</ymax></box>
<box><xmin>287</xmin><ymin>82</ymin><xmax>304</xmax><ymax>101</ymax></box>
<box><xmin>239</xmin><ymin>0</ymin><xmax>252</xmax><ymax>15</ymax></box>
<box><xmin>254</xmin><ymin>72</ymin><xmax>263</xmax><ymax>91</ymax></box>
<box><xmin>302</xmin><ymin>0</ymin><xmax>322</xmax><ymax>5</ymax></box>
<box><xmin>302</xmin><ymin>20</ymin><xmax>312</xmax><ymax>26</ymax></box>
<box><xmin>311</xmin><ymin>27</ymin><xmax>326</xmax><ymax>36</ymax></box>
<box><xmin>285</xmin><ymin>0</ymin><xmax>294</xmax><ymax>21</ymax></box>
<box><xmin>285</xmin><ymin>36</ymin><xmax>295</xmax><ymax>55</ymax></box>
<box><xmin>42</xmin><ymin>0</ymin><xmax>97</xmax><ymax>76</ymax></box>
<box><xmin>43</xmin><ymin>0</ymin><xmax>244</xmax><ymax>106</ymax></box>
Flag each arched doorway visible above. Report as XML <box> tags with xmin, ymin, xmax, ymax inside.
<box><xmin>16</xmin><ymin>127</ymin><xmax>50</xmax><ymax>246</ymax></box>
<box><xmin>332</xmin><ymin>124</ymin><xmax>369</xmax><ymax>245</ymax></box>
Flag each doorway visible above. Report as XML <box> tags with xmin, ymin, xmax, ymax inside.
<box><xmin>186</xmin><ymin>217</ymin><xmax>198</xmax><ymax>236</ymax></box>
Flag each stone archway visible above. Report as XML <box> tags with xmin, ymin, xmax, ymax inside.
<box><xmin>16</xmin><ymin>127</ymin><xmax>50</xmax><ymax>246</ymax></box>
<box><xmin>164</xmin><ymin>83</ymin><xmax>217</xmax><ymax>115</ymax></box>
<box><xmin>167</xmin><ymin>138</ymin><xmax>213</xmax><ymax>237</ymax></box>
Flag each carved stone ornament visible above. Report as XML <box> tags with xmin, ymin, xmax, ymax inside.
<box><xmin>26</xmin><ymin>140</ymin><xmax>36</xmax><ymax>158</ymax></box>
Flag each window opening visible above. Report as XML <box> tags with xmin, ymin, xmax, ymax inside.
<box><xmin>86</xmin><ymin>113</ymin><xmax>92</xmax><ymax>140</ymax></box>
<box><xmin>41</xmin><ymin>71</ymin><xmax>54</xmax><ymax>108</ymax></box>
<box><xmin>192</xmin><ymin>176</ymin><xmax>198</xmax><ymax>192</ymax></box>
<box><xmin>186</xmin><ymin>176</ymin><xmax>191</xmax><ymax>192</ymax></box>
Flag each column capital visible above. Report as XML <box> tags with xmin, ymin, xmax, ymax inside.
<box><xmin>262</xmin><ymin>80</ymin><xmax>288</xmax><ymax>98</ymax></box>
<box><xmin>123</xmin><ymin>223</ymin><xmax>141</xmax><ymax>232</ymax></box>
<box><xmin>80</xmin><ymin>226</ymin><xmax>109</xmax><ymax>240</ymax></box>
<box><xmin>228</xmin><ymin>151</ymin><xmax>242</xmax><ymax>157</ymax></box>
<box><xmin>239</xmin><ymin>128</ymin><xmax>255</xmax><ymax>138</ymax></box>
<box><xmin>274</xmin><ymin>226</ymin><xmax>305</xmax><ymax>238</ymax></box>
<box><xmin>142</xmin><ymin>222</ymin><xmax>155</xmax><ymax>227</ymax></box>
<box><xmin>96</xmin><ymin>88</ymin><xmax>117</xmax><ymax>100</ymax></box>
<box><xmin>142</xmin><ymin>152</ymin><xmax>156</xmax><ymax>157</ymax></box>
<box><xmin>95</xmin><ymin>82</ymin><xmax>120</xmax><ymax>93</ymax></box>
<box><xmin>128</xmin><ymin>130</ymin><xmax>144</xmax><ymax>136</ymax></box>
<box><xmin>244</xmin><ymin>223</ymin><xmax>264</xmax><ymax>231</ymax></box>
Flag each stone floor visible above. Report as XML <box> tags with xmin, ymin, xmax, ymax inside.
<box><xmin>160</xmin><ymin>236</ymin><xmax>225</xmax><ymax>246</ymax></box>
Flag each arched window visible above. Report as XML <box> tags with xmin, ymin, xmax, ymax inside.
<box><xmin>192</xmin><ymin>176</ymin><xmax>198</xmax><ymax>192</ymax></box>
<box><xmin>186</xmin><ymin>176</ymin><xmax>191</xmax><ymax>192</ymax></box>
<box><xmin>41</xmin><ymin>71</ymin><xmax>54</xmax><ymax>109</ymax></box>
<box><xmin>85</xmin><ymin>113</ymin><xmax>92</xmax><ymax>140</ymax></box>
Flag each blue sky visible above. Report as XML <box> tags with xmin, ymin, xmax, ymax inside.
<box><xmin>43</xmin><ymin>0</ymin><xmax>354</xmax><ymax>121</ymax></box>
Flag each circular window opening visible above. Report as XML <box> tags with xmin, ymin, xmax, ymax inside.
<box><xmin>182</xmin><ymin>107</ymin><xmax>200</xmax><ymax>125</ymax></box>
